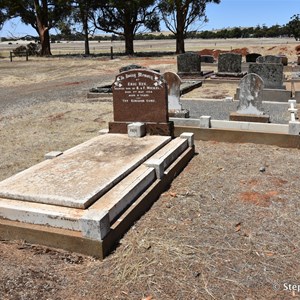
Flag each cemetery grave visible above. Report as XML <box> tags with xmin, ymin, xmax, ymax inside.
<box><xmin>1</xmin><ymin>39</ymin><xmax>300</xmax><ymax>298</ymax></box>
<box><xmin>0</xmin><ymin>68</ymin><xmax>195</xmax><ymax>258</ymax></box>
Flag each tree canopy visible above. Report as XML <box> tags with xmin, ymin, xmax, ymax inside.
<box><xmin>286</xmin><ymin>14</ymin><xmax>300</xmax><ymax>41</ymax></box>
<box><xmin>158</xmin><ymin>0</ymin><xmax>221</xmax><ymax>53</ymax></box>
<box><xmin>92</xmin><ymin>0</ymin><xmax>159</xmax><ymax>55</ymax></box>
<box><xmin>1</xmin><ymin>0</ymin><xmax>71</xmax><ymax>55</ymax></box>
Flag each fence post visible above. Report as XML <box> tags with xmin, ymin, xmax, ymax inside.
<box><xmin>110</xmin><ymin>46</ymin><xmax>113</xmax><ymax>60</ymax></box>
<box><xmin>10</xmin><ymin>52</ymin><xmax>13</xmax><ymax>62</ymax></box>
<box><xmin>26</xmin><ymin>50</ymin><xmax>28</xmax><ymax>61</ymax></box>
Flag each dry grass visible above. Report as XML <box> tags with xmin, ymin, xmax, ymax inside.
<box><xmin>1</xmin><ymin>38</ymin><xmax>300</xmax><ymax>299</ymax></box>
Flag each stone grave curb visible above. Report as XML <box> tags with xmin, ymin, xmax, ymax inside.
<box><xmin>0</xmin><ymin>134</ymin><xmax>195</xmax><ymax>259</ymax></box>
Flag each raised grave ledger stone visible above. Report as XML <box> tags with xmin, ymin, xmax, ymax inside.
<box><xmin>109</xmin><ymin>69</ymin><xmax>174</xmax><ymax>136</ymax></box>
<box><xmin>256</xmin><ymin>55</ymin><xmax>282</xmax><ymax>64</ymax></box>
<box><xmin>119</xmin><ymin>64</ymin><xmax>144</xmax><ymax>73</ymax></box>
<box><xmin>248</xmin><ymin>63</ymin><xmax>284</xmax><ymax>89</ymax></box>
<box><xmin>177</xmin><ymin>52</ymin><xmax>201</xmax><ymax>75</ymax></box>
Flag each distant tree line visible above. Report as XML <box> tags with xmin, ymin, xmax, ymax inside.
<box><xmin>0</xmin><ymin>1</ymin><xmax>299</xmax><ymax>56</ymax></box>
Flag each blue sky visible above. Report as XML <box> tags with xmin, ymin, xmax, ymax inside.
<box><xmin>0</xmin><ymin>0</ymin><xmax>299</xmax><ymax>38</ymax></box>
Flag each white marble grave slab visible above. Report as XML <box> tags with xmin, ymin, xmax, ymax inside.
<box><xmin>0</xmin><ymin>134</ymin><xmax>171</xmax><ymax>209</ymax></box>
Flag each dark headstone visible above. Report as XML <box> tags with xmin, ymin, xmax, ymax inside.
<box><xmin>109</xmin><ymin>69</ymin><xmax>173</xmax><ymax>136</ymax></box>
<box><xmin>201</xmin><ymin>55</ymin><xmax>214</xmax><ymax>63</ymax></box>
<box><xmin>256</xmin><ymin>55</ymin><xmax>281</xmax><ymax>64</ymax></box>
<box><xmin>248</xmin><ymin>63</ymin><xmax>284</xmax><ymax>89</ymax></box>
<box><xmin>278</xmin><ymin>55</ymin><xmax>288</xmax><ymax>66</ymax></box>
<box><xmin>246</xmin><ymin>53</ymin><xmax>261</xmax><ymax>63</ymax></box>
<box><xmin>177</xmin><ymin>52</ymin><xmax>201</xmax><ymax>75</ymax></box>
<box><xmin>218</xmin><ymin>53</ymin><xmax>242</xmax><ymax>73</ymax></box>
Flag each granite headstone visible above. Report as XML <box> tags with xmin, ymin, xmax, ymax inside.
<box><xmin>256</xmin><ymin>55</ymin><xmax>282</xmax><ymax>64</ymax></box>
<box><xmin>109</xmin><ymin>69</ymin><xmax>173</xmax><ymax>136</ymax></box>
<box><xmin>218</xmin><ymin>53</ymin><xmax>242</xmax><ymax>74</ymax></box>
<box><xmin>201</xmin><ymin>55</ymin><xmax>214</xmax><ymax>63</ymax></box>
<box><xmin>246</xmin><ymin>53</ymin><xmax>261</xmax><ymax>63</ymax></box>
<box><xmin>177</xmin><ymin>52</ymin><xmax>201</xmax><ymax>75</ymax></box>
<box><xmin>248</xmin><ymin>63</ymin><xmax>284</xmax><ymax>89</ymax></box>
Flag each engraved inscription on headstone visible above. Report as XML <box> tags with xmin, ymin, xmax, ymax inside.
<box><xmin>112</xmin><ymin>69</ymin><xmax>168</xmax><ymax>123</ymax></box>
<box><xmin>237</xmin><ymin>73</ymin><xmax>264</xmax><ymax>115</ymax></box>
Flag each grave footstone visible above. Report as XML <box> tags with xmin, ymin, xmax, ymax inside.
<box><xmin>177</xmin><ymin>52</ymin><xmax>201</xmax><ymax>76</ymax></box>
<box><xmin>163</xmin><ymin>72</ymin><xmax>189</xmax><ymax>118</ymax></box>
<box><xmin>216</xmin><ymin>53</ymin><xmax>245</xmax><ymax>77</ymax></box>
<box><xmin>230</xmin><ymin>73</ymin><xmax>270</xmax><ymax>123</ymax></box>
<box><xmin>246</xmin><ymin>53</ymin><xmax>261</xmax><ymax>63</ymax></box>
<box><xmin>109</xmin><ymin>69</ymin><xmax>174</xmax><ymax>136</ymax></box>
<box><xmin>256</xmin><ymin>55</ymin><xmax>281</xmax><ymax>64</ymax></box>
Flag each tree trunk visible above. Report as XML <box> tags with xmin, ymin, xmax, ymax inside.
<box><xmin>124</xmin><ymin>33</ymin><xmax>134</xmax><ymax>55</ymax></box>
<box><xmin>124</xmin><ymin>8</ymin><xmax>134</xmax><ymax>55</ymax></box>
<box><xmin>175</xmin><ymin>6</ymin><xmax>185</xmax><ymax>54</ymax></box>
<box><xmin>34</xmin><ymin>0</ymin><xmax>51</xmax><ymax>56</ymax></box>
<box><xmin>83</xmin><ymin>15</ymin><xmax>90</xmax><ymax>55</ymax></box>
<box><xmin>39</xmin><ymin>27</ymin><xmax>51</xmax><ymax>56</ymax></box>
<box><xmin>176</xmin><ymin>31</ymin><xmax>185</xmax><ymax>54</ymax></box>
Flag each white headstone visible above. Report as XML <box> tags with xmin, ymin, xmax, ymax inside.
<box><xmin>237</xmin><ymin>73</ymin><xmax>264</xmax><ymax>115</ymax></box>
<box><xmin>163</xmin><ymin>72</ymin><xmax>182</xmax><ymax>111</ymax></box>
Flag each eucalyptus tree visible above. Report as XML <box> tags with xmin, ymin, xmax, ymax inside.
<box><xmin>287</xmin><ymin>14</ymin><xmax>300</xmax><ymax>41</ymax></box>
<box><xmin>67</xmin><ymin>0</ymin><xmax>100</xmax><ymax>55</ymax></box>
<box><xmin>92</xmin><ymin>0</ymin><xmax>160</xmax><ymax>55</ymax></box>
<box><xmin>1</xmin><ymin>0</ymin><xmax>71</xmax><ymax>55</ymax></box>
<box><xmin>158</xmin><ymin>0</ymin><xmax>221</xmax><ymax>54</ymax></box>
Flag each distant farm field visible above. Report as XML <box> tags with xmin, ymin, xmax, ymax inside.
<box><xmin>0</xmin><ymin>37</ymin><xmax>299</xmax><ymax>60</ymax></box>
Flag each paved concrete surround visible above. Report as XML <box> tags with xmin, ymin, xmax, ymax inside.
<box><xmin>0</xmin><ymin>134</ymin><xmax>171</xmax><ymax>209</ymax></box>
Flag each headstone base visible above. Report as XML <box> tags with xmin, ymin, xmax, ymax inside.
<box><xmin>234</xmin><ymin>87</ymin><xmax>291</xmax><ymax>102</ymax></box>
<box><xmin>215</xmin><ymin>72</ymin><xmax>247</xmax><ymax>78</ymax></box>
<box><xmin>229</xmin><ymin>112</ymin><xmax>270</xmax><ymax>123</ymax></box>
<box><xmin>168</xmin><ymin>109</ymin><xmax>189</xmax><ymax>118</ymax></box>
<box><xmin>178</xmin><ymin>71</ymin><xmax>213</xmax><ymax>79</ymax></box>
<box><xmin>109</xmin><ymin>121</ymin><xmax>174</xmax><ymax>137</ymax></box>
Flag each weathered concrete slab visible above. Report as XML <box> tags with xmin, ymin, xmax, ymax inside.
<box><xmin>0</xmin><ymin>134</ymin><xmax>171</xmax><ymax>209</ymax></box>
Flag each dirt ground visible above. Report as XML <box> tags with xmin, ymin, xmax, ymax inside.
<box><xmin>1</xmin><ymin>39</ymin><xmax>300</xmax><ymax>300</ymax></box>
